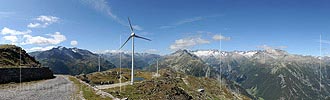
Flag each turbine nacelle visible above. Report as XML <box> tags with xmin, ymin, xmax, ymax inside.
<box><xmin>131</xmin><ymin>32</ymin><xmax>135</xmax><ymax>36</ymax></box>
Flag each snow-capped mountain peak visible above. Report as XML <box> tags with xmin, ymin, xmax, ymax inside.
<box><xmin>191</xmin><ymin>50</ymin><xmax>220</xmax><ymax>57</ymax></box>
<box><xmin>191</xmin><ymin>50</ymin><xmax>258</xmax><ymax>58</ymax></box>
<box><xmin>235</xmin><ymin>51</ymin><xmax>258</xmax><ymax>57</ymax></box>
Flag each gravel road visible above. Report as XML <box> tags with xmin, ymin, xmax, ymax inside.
<box><xmin>0</xmin><ymin>75</ymin><xmax>78</xmax><ymax>100</ymax></box>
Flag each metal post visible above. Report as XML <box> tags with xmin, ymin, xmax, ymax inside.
<box><xmin>98</xmin><ymin>55</ymin><xmax>101</xmax><ymax>72</ymax></box>
<box><xmin>131</xmin><ymin>36</ymin><xmax>134</xmax><ymax>85</ymax></box>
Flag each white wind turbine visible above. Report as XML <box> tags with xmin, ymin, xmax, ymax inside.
<box><xmin>119</xmin><ymin>17</ymin><xmax>151</xmax><ymax>85</ymax></box>
<box><xmin>153</xmin><ymin>59</ymin><xmax>160</xmax><ymax>77</ymax></box>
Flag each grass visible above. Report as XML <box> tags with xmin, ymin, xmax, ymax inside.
<box><xmin>68</xmin><ymin>76</ymin><xmax>111</xmax><ymax>100</ymax></box>
<box><xmin>100</xmin><ymin>69</ymin><xmax>252</xmax><ymax>100</ymax></box>
<box><xmin>104</xmin><ymin>84</ymin><xmax>141</xmax><ymax>99</ymax></box>
<box><xmin>103</xmin><ymin>77</ymin><xmax>187</xmax><ymax>99</ymax></box>
<box><xmin>0</xmin><ymin>44</ymin><xmax>18</xmax><ymax>49</ymax></box>
<box><xmin>77</xmin><ymin>68</ymin><xmax>153</xmax><ymax>85</ymax></box>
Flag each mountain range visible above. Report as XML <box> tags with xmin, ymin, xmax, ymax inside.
<box><xmin>30</xmin><ymin>46</ymin><xmax>116</xmax><ymax>75</ymax></box>
<box><xmin>190</xmin><ymin>49</ymin><xmax>330</xmax><ymax>100</ymax></box>
<box><xmin>150</xmin><ymin>49</ymin><xmax>214</xmax><ymax>77</ymax></box>
<box><xmin>28</xmin><ymin>46</ymin><xmax>330</xmax><ymax>99</ymax></box>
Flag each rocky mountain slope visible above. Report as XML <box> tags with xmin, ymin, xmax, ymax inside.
<box><xmin>153</xmin><ymin>49</ymin><xmax>214</xmax><ymax>77</ymax></box>
<box><xmin>190</xmin><ymin>49</ymin><xmax>330</xmax><ymax>100</ymax></box>
<box><xmin>30</xmin><ymin>46</ymin><xmax>116</xmax><ymax>75</ymax></box>
<box><xmin>78</xmin><ymin>68</ymin><xmax>253</xmax><ymax>100</ymax></box>
<box><xmin>0</xmin><ymin>44</ymin><xmax>40</xmax><ymax>68</ymax></box>
<box><xmin>143</xmin><ymin>49</ymin><xmax>255</xmax><ymax>99</ymax></box>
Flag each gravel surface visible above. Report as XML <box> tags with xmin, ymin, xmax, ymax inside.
<box><xmin>0</xmin><ymin>75</ymin><xmax>78</xmax><ymax>100</ymax></box>
<box><xmin>95</xmin><ymin>81</ymin><xmax>130</xmax><ymax>90</ymax></box>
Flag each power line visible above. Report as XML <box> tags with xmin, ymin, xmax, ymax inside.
<box><xmin>319</xmin><ymin>34</ymin><xmax>322</xmax><ymax>97</ymax></box>
<box><xmin>98</xmin><ymin>54</ymin><xmax>101</xmax><ymax>72</ymax></box>
<box><xmin>219</xmin><ymin>33</ymin><xmax>222</xmax><ymax>90</ymax></box>
<box><xmin>19</xmin><ymin>37</ymin><xmax>22</xmax><ymax>90</ymax></box>
<box><xmin>119</xmin><ymin>35</ymin><xmax>122</xmax><ymax>93</ymax></box>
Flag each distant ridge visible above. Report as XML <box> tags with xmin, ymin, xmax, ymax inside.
<box><xmin>154</xmin><ymin>49</ymin><xmax>213</xmax><ymax>77</ymax></box>
<box><xmin>30</xmin><ymin>46</ymin><xmax>116</xmax><ymax>75</ymax></box>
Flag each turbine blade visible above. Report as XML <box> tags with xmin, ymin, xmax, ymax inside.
<box><xmin>135</xmin><ymin>35</ymin><xmax>151</xmax><ymax>41</ymax></box>
<box><xmin>119</xmin><ymin>36</ymin><xmax>132</xmax><ymax>49</ymax></box>
<box><xmin>128</xmin><ymin>17</ymin><xmax>134</xmax><ymax>32</ymax></box>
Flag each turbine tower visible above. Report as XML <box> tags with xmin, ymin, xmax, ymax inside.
<box><xmin>119</xmin><ymin>17</ymin><xmax>151</xmax><ymax>85</ymax></box>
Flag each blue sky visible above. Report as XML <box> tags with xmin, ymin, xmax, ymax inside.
<box><xmin>0</xmin><ymin>0</ymin><xmax>330</xmax><ymax>55</ymax></box>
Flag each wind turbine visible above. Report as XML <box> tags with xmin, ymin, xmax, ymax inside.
<box><xmin>154</xmin><ymin>60</ymin><xmax>160</xmax><ymax>77</ymax></box>
<box><xmin>119</xmin><ymin>17</ymin><xmax>151</xmax><ymax>85</ymax></box>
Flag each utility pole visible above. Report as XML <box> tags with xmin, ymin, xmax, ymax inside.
<box><xmin>119</xmin><ymin>35</ymin><xmax>122</xmax><ymax>93</ymax></box>
<box><xmin>219</xmin><ymin>33</ymin><xmax>222</xmax><ymax>90</ymax></box>
<box><xmin>319</xmin><ymin>34</ymin><xmax>322</xmax><ymax>98</ymax></box>
<box><xmin>98</xmin><ymin>55</ymin><xmax>101</xmax><ymax>72</ymax></box>
<box><xmin>157</xmin><ymin>60</ymin><xmax>159</xmax><ymax>76</ymax></box>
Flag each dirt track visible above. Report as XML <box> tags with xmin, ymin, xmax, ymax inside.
<box><xmin>0</xmin><ymin>75</ymin><xmax>78</xmax><ymax>100</ymax></box>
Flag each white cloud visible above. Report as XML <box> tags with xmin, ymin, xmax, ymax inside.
<box><xmin>22</xmin><ymin>32</ymin><xmax>66</xmax><ymax>45</ymax></box>
<box><xmin>139</xmin><ymin>32</ymin><xmax>152</xmax><ymax>36</ymax></box>
<box><xmin>3</xmin><ymin>35</ymin><xmax>18</xmax><ymax>44</ymax></box>
<box><xmin>96</xmin><ymin>49</ymin><xmax>126</xmax><ymax>54</ymax></box>
<box><xmin>160</xmin><ymin>15</ymin><xmax>222</xmax><ymax>29</ymax></box>
<box><xmin>170</xmin><ymin>36</ymin><xmax>210</xmax><ymax>50</ymax></box>
<box><xmin>1</xmin><ymin>27</ymin><xmax>31</xmax><ymax>35</ymax></box>
<box><xmin>81</xmin><ymin>0</ymin><xmax>123</xmax><ymax>24</ymax></box>
<box><xmin>212</xmin><ymin>34</ymin><xmax>231</xmax><ymax>41</ymax></box>
<box><xmin>27</xmin><ymin>15</ymin><xmax>59</xmax><ymax>28</ymax></box>
<box><xmin>257</xmin><ymin>45</ymin><xmax>287</xmax><ymax>50</ymax></box>
<box><xmin>107</xmin><ymin>50</ymin><xmax>123</xmax><ymax>53</ymax></box>
<box><xmin>36</xmin><ymin>15</ymin><xmax>59</xmax><ymax>23</ymax></box>
<box><xmin>175</xmin><ymin>17</ymin><xmax>203</xmax><ymax>25</ymax></box>
<box><xmin>27</xmin><ymin>23</ymin><xmax>41</xmax><ymax>28</ymax></box>
<box><xmin>132</xmin><ymin>25</ymin><xmax>143</xmax><ymax>31</ymax></box>
<box><xmin>28</xmin><ymin>46</ymin><xmax>55</xmax><ymax>52</ymax></box>
<box><xmin>80</xmin><ymin>0</ymin><xmax>143</xmax><ymax>30</ymax></box>
<box><xmin>160</xmin><ymin>17</ymin><xmax>203</xmax><ymax>29</ymax></box>
<box><xmin>145</xmin><ymin>49</ymin><xmax>159</xmax><ymax>54</ymax></box>
<box><xmin>70</xmin><ymin>40</ymin><xmax>78</xmax><ymax>46</ymax></box>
